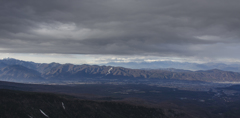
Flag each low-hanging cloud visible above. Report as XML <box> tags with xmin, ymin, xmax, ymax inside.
<box><xmin>1</xmin><ymin>0</ymin><xmax>240</xmax><ymax>61</ymax></box>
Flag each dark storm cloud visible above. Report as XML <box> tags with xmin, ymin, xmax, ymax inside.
<box><xmin>1</xmin><ymin>0</ymin><xmax>240</xmax><ymax>59</ymax></box>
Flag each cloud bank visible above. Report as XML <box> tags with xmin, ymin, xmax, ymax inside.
<box><xmin>1</xmin><ymin>0</ymin><xmax>240</xmax><ymax>61</ymax></box>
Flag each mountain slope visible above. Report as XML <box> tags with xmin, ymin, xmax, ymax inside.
<box><xmin>1</xmin><ymin>58</ymin><xmax>240</xmax><ymax>82</ymax></box>
<box><xmin>0</xmin><ymin>62</ymin><xmax>7</xmax><ymax>69</ymax></box>
<box><xmin>0</xmin><ymin>65</ymin><xmax>43</xmax><ymax>82</ymax></box>
<box><xmin>107</xmin><ymin>61</ymin><xmax>240</xmax><ymax>72</ymax></box>
<box><xmin>0</xmin><ymin>58</ymin><xmax>38</xmax><ymax>70</ymax></box>
<box><xmin>42</xmin><ymin>64</ymin><xmax>240</xmax><ymax>82</ymax></box>
<box><xmin>170</xmin><ymin>69</ymin><xmax>240</xmax><ymax>81</ymax></box>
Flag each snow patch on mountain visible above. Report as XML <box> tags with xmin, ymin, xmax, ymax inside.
<box><xmin>106</xmin><ymin>67</ymin><xmax>113</xmax><ymax>76</ymax></box>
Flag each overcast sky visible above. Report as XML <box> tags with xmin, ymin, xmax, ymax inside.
<box><xmin>0</xmin><ymin>0</ymin><xmax>240</xmax><ymax>64</ymax></box>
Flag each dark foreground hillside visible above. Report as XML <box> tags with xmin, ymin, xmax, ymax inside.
<box><xmin>0</xmin><ymin>89</ymin><xmax>168</xmax><ymax>118</ymax></box>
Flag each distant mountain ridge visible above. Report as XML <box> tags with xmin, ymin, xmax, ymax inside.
<box><xmin>0</xmin><ymin>58</ymin><xmax>240</xmax><ymax>83</ymax></box>
<box><xmin>0</xmin><ymin>65</ymin><xmax>43</xmax><ymax>82</ymax></box>
<box><xmin>106</xmin><ymin>61</ymin><xmax>240</xmax><ymax>72</ymax></box>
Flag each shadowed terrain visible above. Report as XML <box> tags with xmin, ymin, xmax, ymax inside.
<box><xmin>0</xmin><ymin>89</ymin><xmax>167</xmax><ymax>118</ymax></box>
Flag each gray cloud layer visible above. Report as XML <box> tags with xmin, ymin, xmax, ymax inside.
<box><xmin>0</xmin><ymin>0</ymin><xmax>240</xmax><ymax>60</ymax></box>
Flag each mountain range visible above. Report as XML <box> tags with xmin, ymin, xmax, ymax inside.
<box><xmin>106</xmin><ymin>61</ymin><xmax>240</xmax><ymax>72</ymax></box>
<box><xmin>0</xmin><ymin>58</ymin><xmax>240</xmax><ymax>83</ymax></box>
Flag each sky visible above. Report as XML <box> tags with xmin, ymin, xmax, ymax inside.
<box><xmin>0</xmin><ymin>0</ymin><xmax>240</xmax><ymax>64</ymax></box>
